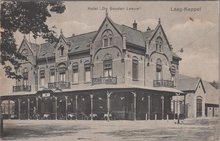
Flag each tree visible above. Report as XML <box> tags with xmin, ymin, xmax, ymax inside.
<box><xmin>0</xmin><ymin>0</ymin><xmax>66</xmax><ymax>79</ymax></box>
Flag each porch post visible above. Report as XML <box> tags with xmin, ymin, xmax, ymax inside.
<box><xmin>107</xmin><ymin>91</ymin><xmax>112</xmax><ymax>121</ymax></box>
<box><xmin>65</xmin><ymin>96</ymin><xmax>68</xmax><ymax>120</ymax></box>
<box><xmin>148</xmin><ymin>95</ymin><xmax>151</xmax><ymax>120</ymax></box>
<box><xmin>161</xmin><ymin>96</ymin><xmax>164</xmax><ymax>120</ymax></box>
<box><xmin>90</xmin><ymin>94</ymin><xmax>94</xmax><ymax>120</ymax></box>
<box><xmin>75</xmin><ymin>95</ymin><xmax>78</xmax><ymax>120</ymax></box>
<box><xmin>176</xmin><ymin>93</ymin><xmax>180</xmax><ymax>124</ymax></box>
<box><xmin>18</xmin><ymin>99</ymin><xmax>21</xmax><ymax>120</ymax></box>
<box><xmin>131</xmin><ymin>92</ymin><xmax>137</xmax><ymax>121</ymax></box>
<box><xmin>27</xmin><ymin>98</ymin><xmax>30</xmax><ymax>120</ymax></box>
<box><xmin>8</xmin><ymin>99</ymin><xmax>10</xmax><ymax>119</ymax></box>
<box><xmin>55</xmin><ymin>97</ymin><xmax>57</xmax><ymax>120</ymax></box>
<box><xmin>173</xmin><ymin>100</ymin><xmax>176</xmax><ymax>120</ymax></box>
<box><xmin>183</xmin><ymin>94</ymin><xmax>186</xmax><ymax>119</ymax></box>
<box><xmin>36</xmin><ymin>97</ymin><xmax>39</xmax><ymax>120</ymax></box>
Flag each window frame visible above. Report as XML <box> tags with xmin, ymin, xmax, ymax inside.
<box><xmin>132</xmin><ymin>59</ymin><xmax>139</xmax><ymax>81</ymax></box>
<box><xmin>156</xmin><ymin>58</ymin><xmax>163</xmax><ymax>80</ymax></box>
<box><xmin>40</xmin><ymin>69</ymin><xmax>45</xmax><ymax>86</ymax></box>
<box><xmin>84</xmin><ymin>63</ymin><xmax>91</xmax><ymax>83</ymax></box>
<box><xmin>102</xmin><ymin>30</ymin><xmax>113</xmax><ymax>47</ymax></box>
<box><xmin>72</xmin><ymin>63</ymin><xmax>79</xmax><ymax>84</ymax></box>
<box><xmin>156</xmin><ymin>37</ymin><xmax>163</xmax><ymax>52</ymax></box>
<box><xmin>103</xmin><ymin>59</ymin><xmax>113</xmax><ymax>77</ymax></box>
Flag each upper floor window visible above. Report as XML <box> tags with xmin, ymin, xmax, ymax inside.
<box><xmin>132</xmin><ymin>58</ymin><xmax>138</xmax><ymax>81</ymax></box>
<box><xmin>156</xmin><ymin>58</ymin><xmax>162</xmax><ymax>80</ymax></box>
<box><xmin>59</xmin><ymin>46</ymin><xmax>64</xmax><ymax>56</ymax></box>
<box><xmin>72</xmin><ymin>63</ymin><xmax>79</xmax><ymax>84</ymax></box>
<box><xmin>156</xmin><ymin>37</ymin><xmax>163</xmax><ymax>52</ymax></box>
<box><xmin>40</xmin><ymin>69</ymin><xmax>45</xmax><ymax>86</ymax></box>
<box><xmin>84</xmin><ymin>62</ymin><xmax>91</xmax><ymax>83</ymax></box>
<box><xmin>23</xmin><ymin>68</ymin><xmax>28</xmax><ymax>86</ymax></box>
<box><xmin>104</xmin><ymin>59</ymin><xmax>112</xmax><ymax>77</ymax></box>
<box><xmin>103</xmin><ymin>53</ymin><xmax>113</xmax><ymax>77</ymax></box>
<box><xmin>58</xmin><ymin>63</ymin><xmax>66</xmax><ymax>82</ymax></box>
<box><xmin>50</xmin><ymin>67</ymin><xmax>55</xmax><ymax>83</ymax></box>
<box><xmin>102</xmin><ymin>30</ymin><xmax>113</xmax><ymax>47</ymax></box>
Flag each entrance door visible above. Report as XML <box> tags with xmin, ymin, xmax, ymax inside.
<box><xmin>196</xmin><ymin>96</ymin><xmax>202</xmax><ymax>117</ymax></box>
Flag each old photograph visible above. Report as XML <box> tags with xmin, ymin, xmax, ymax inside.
<box><xmin>0</xmin><ymin>1</ymin><xmax>219</xmax><ymax>141</ymax></box>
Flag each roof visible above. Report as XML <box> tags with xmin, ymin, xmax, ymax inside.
<box><xmin>115</xmin><ymin>23</ymin><xmax>153</xmax><ymax>47</ymax></box>
<box><xmin>38</xmin><ymin>42</ymin><xmax>56</xmax><ymax>59</ymax></box>
<box><xmin>203</xmin><ymin>81</ymin><xmax>219</xmax><ymax>105</ymax></box>
<box><xmin>67</xmin><ymin>31</ymin><xmax>97</xmax><ymax>54</ymax></box>
<box><xmin>177</xmin><ymin>74</ymin><xmax>205</xmax><ymax>93</ymax></box>
<box><xmin>28</xmin><ymin>42</ymin><xmax>40</xmax><ymax>56</ymax></box>
<box><xmin>27</xmin><ymin>15</ymin><xmax>179</xmax><ymax>60</ymax></box>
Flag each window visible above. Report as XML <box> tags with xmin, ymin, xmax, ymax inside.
<box><xmin>40</xmin><ymin>69</ymin><xmax>45</xmax><ymax>86</ymax></box>
<box><xmin>23</xmin><ymin>68</ymin><xmax>28</xmax><ymax>86</ymax></box>
<box><xmin>59</xmin><ymin>72</ymin><xmax>65</xmax><ymax>82</ymax></box>
<box><xmin>59</xmin><ymin>46</ymin><xmax>64</xmax><ymax>56</ymax></box>
<box><xmin>156</xmin><ymin>37</ymin><xmax>163</xmax><ymax>52</ymax></box>
<box><xmin>104</xmin><ymin>60</ymin><xmax>112</xmax><ymax>77</ymax></box>
<box><xmin>196</xmin><ymin>96</ymin><xmax>203</xmax><ymax>117</ymax></box>
<box><xmin>50</xmin><ymin>68</ymin><xmax>55</xmax><ymax>83</ymax></box>
<box><xmin>102</xmin><ymin>30</ymin><xmax>113</xmax><ymax>47</ymax></box>
<box><xmin>156</xmin><ymin>58</ymin><xmax>162</xmax><ymax>80</ymax></box>
<box><xmin>103</xmin><ymin>37</ymin><xmax>108</xmax><ymax>47</ymax></box>
<box><xmin>21</xmin><ymin>49</ymin><xmax>29</xmax><ymax>57</ymax></box>
<box><xmin>58</xmin><ymin>64</ymin><xmax>66</xmax><ymax>82</ymax></box>
<box><xmin>84</xmin><ymin>63</ymin><xmax>91</xmax><ymax>83</ymax></box>
<box><xmin>72</xmin><ymin>63</ymin><xmax>79</xmax><ymax>84</ymax></box>
<box><xmin>109</xmin><ymin>37</ymin><xmax>113</xmax><ymax>46</ymax></box>
<box><xmin>132</xmin><ymin>59</ymin><xmax>138</xmax><ymax>81</ymax></box>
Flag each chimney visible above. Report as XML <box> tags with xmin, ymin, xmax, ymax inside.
<box><xmin>133</xmin><ymin>20</ymin><xmax>137</xmax><ymax>29</ymax></box>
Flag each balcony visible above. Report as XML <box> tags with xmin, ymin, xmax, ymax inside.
<box><xmin>92</xmin><ymin>76</ymin><xmax>117</xmax><ymax>85</ymax></box>
<box><xmin>48</xmin><ymin>82</ymin><xmax>71</xmax><ymax>89</ymax></box>
<box><xmin>153</xmin><ymin>80</ymin><xmax>174</xmax><ymax>88</ymax></box>
<box><xmin>13</xmin><ymin>85</ymin><xmax>31</xmax><ymax>92</ymax></box>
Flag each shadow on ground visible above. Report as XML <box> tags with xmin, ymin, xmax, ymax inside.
<box><xmin>2</xmin><ymin>124</ymin><xmax>88</xmax><ymax>140</ymax></box>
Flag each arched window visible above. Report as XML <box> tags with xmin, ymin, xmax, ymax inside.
<box><xmin>196</xmin><ymin>96</ymin><xmax>203</xmax><ymax>117</ymax></box>
<box><xmin>156</xmin><ymin>37</ymin><xmax>163</xmax><ymax>52</ymax></box>
<box><xmin>23</xmin><ymin>68</ymin><xmax>28</xmax><ymax>86</ymax></box>
<box><xmin>156</xmin><ymin>58</ymin><xmax>162</xmax><ymax>80</ymax></box>
<box><xmin>84</xmin><ymin>61</ymin><xmax>91</xmax><ymax>83</ymax></box>
<box><xmin>72</xmin><ymin>63</ymin><xmax>79</xmax><ymax>84</ymax></box>
<box><xmin>58</xmin><ymin>63</ymin><xmax>66</xmax><ymax>82</ymax></box>
<box><xmin>59</xmin><ymin>46</ymin><xmax>64</xmax><ymax>56</ymax></box>
<box><xmin>103</xmin><ymin>54</ymin><xmax>113</xmax><ymax>77</ymax></box>
<box><xmin>102</xmin><ymin>30</ymin><xmax>113</xmax><ymax>47</ymax></box>
<box><xmin>132</xmin><ymin>57</ymin><xmax>138</xmax><ymax>81</ymax></box>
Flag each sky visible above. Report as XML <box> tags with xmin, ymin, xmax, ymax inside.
<box><xmin>0</xmin><ymin>1</ymin><xmax>219</xmax><ymax>95</ymax></box>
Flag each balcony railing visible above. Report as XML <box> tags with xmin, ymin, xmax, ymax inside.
<box><xmin>92</xmin><ymin>76</ymin><xmax>117</xmax><ymax>85</ymax></box>
<box><xmin>153</xmin><ymin>80</ymin><xmax>174</xmax><ymax>88</ymax></box>
<box><xmin>48</xmin><ymin>82</ymin><xmax>71</xmax><ymax>89</ymax></box>
<box><xmin>13</xmin><ymin>85</ymin><xmax>31</xmax><ymax>92</ymax></box>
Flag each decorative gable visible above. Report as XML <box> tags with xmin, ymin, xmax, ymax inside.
<box><xmin>55</xmin><ymin>34</ymin><xmax>69</xmax><ymax>63</ymax></box>
<box><xmin>18</xmin><ymin>38</ymin><xmax>35</xmax><ymax>63</ymax></box>
<box><xmin>92</xmin><ymin>15</ymin><xmax>123</xmax><ymax>50</ymax></box>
